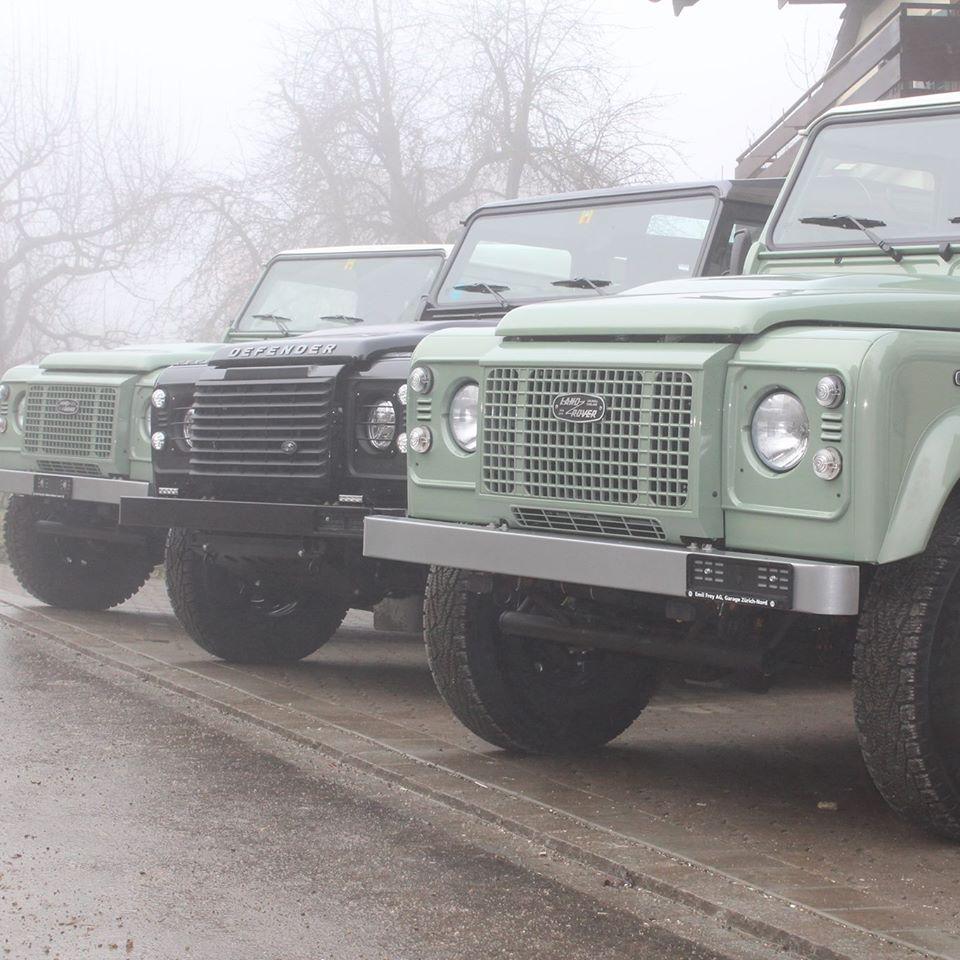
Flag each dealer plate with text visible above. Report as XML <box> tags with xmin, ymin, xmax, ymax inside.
<box><xmin>686</xmin><ymin>554</ymin><xmax>793</xmax><ymax>609</ymax></box>
<box><xmin>33</xmin><ymin>475</ymin><xmax>73</xmax><ymax>499</ymax></box>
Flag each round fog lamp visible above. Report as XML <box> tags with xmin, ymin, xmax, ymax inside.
<box><xmin>813</xmin><ymin>447</ymin><xmax>843</xmax><ymax>481</ymax></box>
<box><xmin>815</xmin><ymin>375</ymin><xmax>845</xmax><ymax>409</ymax></box>
<box><xmin>409</xmin><ymin>366</ymin><xmax>434</xmax><ymax>395</ymax></box>
<box><xmin>450</xmin><ymin>382</ymin><xmax>479</xmax><ymax>452</ymax></box>
<box><xmin>0</xmin><ymin>416</ymin><xmax>7</xmax><ymax>434</ymax></box>
<box><xmin>408</xmin><ymin>425</ymin><xmax>433</xmax><ymax>453</ymax></box>
<box><xmin>396</xmin><ymin>383</ymin><xmax>408</xmax><ymax>407</ymax></box>
<box><xmin>182</xmin><ymin>407</ymin><xmax>197</xmax><ymax>448</ymax></box>
<box><xmin>751</xmin><ymin>391</ymin><xmax>809</xmax><ymax>472</ymax></box>
<box><xmin>0</xmin><ymin>384</ymin><xmax>10</xmax><ymax>403</ymax></box>
<box><xmin>151</xmin><ymin>431</ymin><xmax>166</xmax><ymax>451</ymax></box>
<box><xmin>396</xmin><ymin>432</ymin><xmax>409</xmax><ymax>454</ymax></box>
<box><xmin>151</xmin><ymin>388</ymin><xmax>168</xmax><ymax>409</ymax></box>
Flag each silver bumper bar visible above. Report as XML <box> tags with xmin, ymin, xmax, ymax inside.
<box><xmin>0</xmin><ymin>468</ymin><xmax>150</xmax><ymax>505</ymax></box>
<box><xmin>364</xmin><ymin>516</ymin><xmax>860</xmax><ymax>616</ymax></box>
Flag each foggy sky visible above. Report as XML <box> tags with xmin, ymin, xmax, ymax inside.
<box><xmin>8</xmin><ymin>0</ymin><xmax>841</xmax><ymax>183</ymax></box>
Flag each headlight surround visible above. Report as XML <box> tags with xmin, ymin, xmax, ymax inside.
<box><xmin>182</xmin><ymin>406</ymin><xmax>197</xmax><ymax>448</ymax></box>
<box><xmin>751</xmin><ymin>391</ymin><xmax>809</xmax><ymax>472</ymax></box>
<box><xmin>449</xmin><ymin>382</ymin><xmax>479</xmax><ymax>452</ymax></box>
<box><xmin>365</xmin><ymin>399</ymin><xmax>397</xmax><ymax>451</ymax></box>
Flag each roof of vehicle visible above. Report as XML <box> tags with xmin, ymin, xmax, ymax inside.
<box><xmin>272</xmin><ymin>243</ymin><xmax>451</xmax><ymax>258</ymax></box>
<box><xmin>815</xmin><ymin>90</ymin><xmax>960</xmax><ymax>126</ymax></box>
<box><xmin>468</xmin><ymin>178</ymin><xmax>784</xmax><ymax>216</ymax></box>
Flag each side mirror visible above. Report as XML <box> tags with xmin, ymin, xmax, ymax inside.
<box><xmin>729</xmin><ymin>227</ymin><xmax>760</xmax><ymax>276</ymax></box>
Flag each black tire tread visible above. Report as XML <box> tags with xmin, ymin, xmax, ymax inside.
<box><xmin>3</xmin><ymin>495</ymin><xmax>155</xmax><ymax>611</ymax></box>
<box><xmin>165</xmin><ymin>527</ymin><xmax>348</xmax><ymax>663</ymax></box>
<box><xmin>854</xmin><ymin>495</ymin><xmax>960</xmax><ymax>839</ymax></box>
<box><xmin>424</xmin><ymin>565</ymin><xmax>656</xmax><ymax>754</ymax></box>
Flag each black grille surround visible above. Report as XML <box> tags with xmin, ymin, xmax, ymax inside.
<box><xmin>189</xmin><ymin>376</ymin><xmax>336</xmax><ymax>485</ymax></box>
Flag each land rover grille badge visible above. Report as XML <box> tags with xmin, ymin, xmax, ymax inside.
<box><xmin>551</xmin><ymin>393</ymin><xmax>606</xmax><ymax>424</ymax></box>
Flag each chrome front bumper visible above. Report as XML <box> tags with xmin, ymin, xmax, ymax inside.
<box><xmin>363</xmin><ymin>516</ymin><xmax>861</xmax><ymax>616</ymax></box>
<box><xmin>0</xmin><ymin>468</ymin><xmax>150</xmax><ymax>505</ymax></box>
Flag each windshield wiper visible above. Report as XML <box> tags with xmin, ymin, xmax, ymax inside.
<box><xmin>551</xmin><ymin>277</ymin><xmax>612</xmax><ymax>295</ymax></box>
<box><xmin>251</xmin><ymin>313</ymin><xmax>292</xmax><ymax>333</ymax></box>
<box><xmin>318</xmin><ymin>314</ymin><xmax>364</xmax><ymax>325</ymax></box>
<box><xmin>799</xmin><ymin>214</ymin><xmax>903</xmax><ymax>263</ymax></box>
<box><xmin>453</xmin><ymin>282</ymin><xmax>510</xmax><ymax>308</ymax></box>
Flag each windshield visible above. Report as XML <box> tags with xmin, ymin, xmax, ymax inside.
<box><xmin>772</xmin><ymin>113</ymin><xmax>960</xmax><ymax>248</ymax></box>
<box><xmin>437</xmin><ymin>195</ymin><xmax>718</xmax><ymax>305</ymax></box>
<box><xmin>235</xmin><ymin>254</ymin><xmax>444</xmax><ymax>333</ymax></box>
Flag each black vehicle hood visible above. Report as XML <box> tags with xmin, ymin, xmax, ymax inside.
<box><xmin>208</xmin><ymin>320</ymin><xmax>495</xmax><ymax>368</ymax></box>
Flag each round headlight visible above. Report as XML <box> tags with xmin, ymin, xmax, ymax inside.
<box><xmin>151</xmin><ymin>388</ymin><xmax>167</xmax><ymax>410</ymax></box>
<box><xmin>366</xmin><ymin>400</ymin><xmax>397</xmax><ymax>451</ymax></box>
<box><xmin>182</xmin><ymin>407</ymin><xmax>197</xmax><ymax>448</ymax></box>
<box><xmin>450</xmin><ymin>382</ymin><xmax>479</xmax><ymax>452</ymax></box>
<box><xmin>751</xmin><ymin>391</ymin><xmax>809</xmax><ymax>472</ymax></box>
<box><xmin>151</xmin><ymin>431</ymin><xmax>166</xmax><ymax>451</ymax></box>
<box><xmin>409</xmin><ymin>366</ymin><xmax>434</xmax><ymax>395</ymax></box>
<box><xmin>0</xmin><ymin>384</ymin><xmax>10</xmax><ymax>403</ymax></box>
<box><xmin>408</xmin><ymin>425</ymin><xmax>433</xmax><ymax>454</ymax></box>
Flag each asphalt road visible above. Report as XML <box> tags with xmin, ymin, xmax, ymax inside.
<box><xmin>0</xmin><ymin>623</ymin><xmax>759</xmax><ymax>960</ymax></box>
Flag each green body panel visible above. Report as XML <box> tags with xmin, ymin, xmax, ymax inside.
<box><xmin>405</xmin><ymin>95</ymin><xmax>960</xmax><ymax>570</ymax></box>
<box><xmin>0</xmin><ymin>347</ymin><xmax>223</xmax><ymax>480</ymax></box>
<box><xmin>413</xmin><ymin>260</ymin><xmax>960</xmax><ymax>566</ymax></box>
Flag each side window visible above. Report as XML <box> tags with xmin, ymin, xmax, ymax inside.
<box><xmin>703</xmin><ymin>202</ymin><xmax>770</xmax><ymax>276</ymax></box>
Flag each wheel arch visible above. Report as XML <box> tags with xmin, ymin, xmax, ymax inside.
<box><xmin>878</xmin><ymin>409</ymin><xmax>960</xmax><ymax>564</ymax></box>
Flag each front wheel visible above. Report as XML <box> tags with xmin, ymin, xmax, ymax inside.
<box><xmin>4</xmin><ymin>496</ymin><xmax>156</xmax><ymax>610</ymax></box>
<box><xmin>164</xmin><ymin>528</ymin><xmax>349</xmax><ymax>663</ymax></box>
<box><xmin>854</xmin><ymin>497</ymin><xmax>960</xmax><ymax>839</ymax></box>
<box><xmin>423</xmin><ymin>566</ymin><xmax>658</xmax><ymax>753</ymax></box>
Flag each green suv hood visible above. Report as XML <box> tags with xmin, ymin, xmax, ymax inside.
<box><xmin>40</xmin><ymin>342</ymin><xmax>224</xmax><ymax>374</ymax></box>
<box><xmin>496</xmin><ymin>273</ymin><xmax>960</xmax><ymax>339</ymax></box>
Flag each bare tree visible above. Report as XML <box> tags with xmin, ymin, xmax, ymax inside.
<box><xmin>0</xmin><ymin>52</ymin><xmax>187</xmax><ymax>371</ymax></box>
<box><xmin>254</xmin><ymin>0</ymin><xmax>671</xmax><ymax>245</ymax></box>
<box><xmin>167</xmin><ymin>0</ymin><xmax>675</xmax><ymax>341</ymax></box>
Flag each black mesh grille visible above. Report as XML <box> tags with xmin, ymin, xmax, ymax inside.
<box><xmin>189</xmin><ymin>377</ymin><xmax>335</xmax><ymax>480</ymax></box>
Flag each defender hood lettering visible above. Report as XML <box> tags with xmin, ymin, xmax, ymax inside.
<box><xmin>210</xmin><ymin>321</ymin><xmax>485</xmax><ymax>367</ymax></box>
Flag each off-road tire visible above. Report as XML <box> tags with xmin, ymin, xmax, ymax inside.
<box><xmin>165</xmin><ymin>527</ymin><xmax>349</xmax><ymax>663</ymax></box>
<box><xmin>424</xmin><ymin>565</ymin><xmax>658</xmax><ymax>753</ymax></box>
<box><xmin>3</xmin><ymin>495</ymin><xmax>156</xmax><ymax>610</ymax></box>
<box><xmin>854</xmin><ymin>496</ymin><xmax>960</xmax><ymax>839</ymax></box>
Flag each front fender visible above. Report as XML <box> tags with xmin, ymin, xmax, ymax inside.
<box><xmin>878</xmin><ymin>410</ymin><xmax>960</xmax><ymax>563</ymax></box>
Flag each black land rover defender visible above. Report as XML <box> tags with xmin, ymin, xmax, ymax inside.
<box><xmin>121</xmin><ymin>180</ymin><xmax>781</xmax><ymax>663</ymax></box>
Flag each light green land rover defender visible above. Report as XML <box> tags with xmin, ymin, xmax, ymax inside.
<box><xmin>364</xmin><ymin>92</ymin><xmax>960</xmax><ymax>838</ymax></box>
<box><xmin>0</xmin><ymin>244</ymin><xmax>445</xmax><ymax>610</ymax></box>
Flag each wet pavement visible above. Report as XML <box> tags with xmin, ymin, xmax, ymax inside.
<box><xmin>0</xmin><ymin>620</ymin><xmax>775</xmax><ymax>960</ymax></box>
<box><xmin>1</xmin><ymin>567</ymin><xmax>959</xmax><ymax>958</ymax></box>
